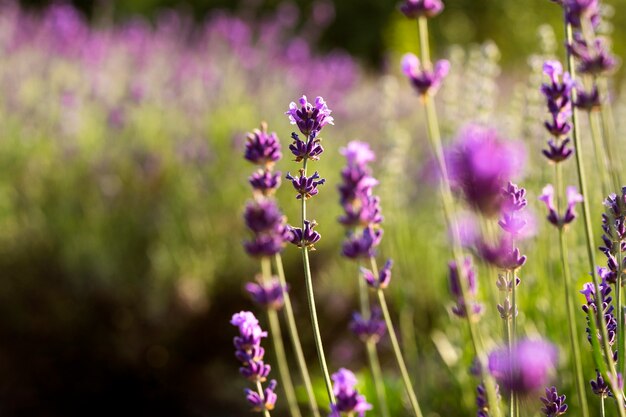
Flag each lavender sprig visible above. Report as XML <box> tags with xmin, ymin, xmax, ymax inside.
<box><xmin>541</xmin><ymin>386</ymin><xmax>568</xmax><ymax>416</ymax></box>
<box><xmin>328</xmin><ymin>369</ymin><xmax>372</xmax><ymax>417</ymax></box>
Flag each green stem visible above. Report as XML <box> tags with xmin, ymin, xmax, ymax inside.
<box><xmin>601</xmin><ymin>396</ymin><xmax>606</xmax><ymax>417</ymax></box>
<box><xmin>617</xmin><ymin>242</ymin><xmax>624</xmax><ymax>379</ymax></box>
<box><xmin>417</xmin><ymin>16</ymin><xmax>501</xmax><ymax>417</ymax></box>
<box><xmin>357</xmin><ymin>265</ymin><xmax>390</xmax><ymax>417</ymax></box>
<box><xmin>597</xmin><ymin>77</ymin><xmax>622</xmax><ymax>187</ymax></box>
<box><xmin>417</xmin><ymin>17</ymin><xmax>431</xmax><ymax>69</ymax></box>
<box><xmin>275</xmin><ymin>253</ymin><xmax>321</xmax><ymax>417</ymax></box>
<box><xmin>300</xmin><ymin>157</ymin><xmax>336</xmax><ymax>406</ymax></box>
<box><xmin>565</xmin><ymin>18</ymin><xmax>626</xmax><ymax>416</ymax></box>
<box><xmin>261</xmin><ymin>258</ymin><xmax>302</xmax><ymax>417</ymax></box>
<box><xmin>371</xmin><ymin>260</ymin><xmax>423</xmax><ymax>417</ymax></box>
<box><xmin>554</xmin><ymin>163</ymin><xmax>590</xmax><ymax>417</ymax></box>
<box><xmin>587</xmin><ymin>111</ymin><xmax>611</xmax><ymax>197</ymax></box>
<box><xmin>257</xmin><ymin>380</ymin><xmax>273</xmax><ymax>417</ymax></box>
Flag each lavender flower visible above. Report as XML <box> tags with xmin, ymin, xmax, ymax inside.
<box><xmin>446</xmin><ymin>124</ymin><xmax>526</xmax><ymax>217</ymax></box>
<box><xmin>245</xmin><ymin>277</ymin><xmax>288</xmax><ymax>310</ymax></box>
<box><xmin>477</xmin><ymin>236</ymin><xmax>527</xmax><ymax>270</ymax></box>
<box><xmin>476</xmin><ymin>382</ymin><xmax>500</xmax><ymax>417</ymax></box>
<box><xmin>541</xmin><ymin>386</ymin><xmax>568</xmax><ymax>417</ymax></box>
<box><xmin>574</xmin><ymin>86</ymin><xmax>601</xmax><ymax>111</ymax></box>
<box><xmin>231</xmin><ymin>311</ymin><xmax>272</xmax><ymax>383</ymax></box>
<box><xmin>542</xmin><ymin>139</ymin><xmax>573</xmax><ymax>163</ymax></box>
<box><xmin>399</xmin><ymin>0</ymin><xmax>444</xmax><ymax>19</ymax></box>
<box><xmin>361</xmin><ymin>259</ymin><xmax>393</xmax><ymax>289</ymax></box>
<box><xmin>286</xmin><ymin>169</ymin><xmax>326</xmax><ymax>199</ymax></box>
<box><xmin>401</xmin><ymin>53</ymin><xmax>450</xmax><ymax>96</ymax></box>
<box><xmin>243</xmin><ymin>199</ymin><xmax>291</xmax><ymax>257</ymax></box>
<box><xmin>289</xmin><ymin>220</ymin><xmax>322</xmax><ymax>250</ymax></box>
<box><xmin>590</xmin><ymin>371</ymin><xmax>610</xmax><ymax>398</ymax></box>
<box><xmin>290</xmin><ymin>132</ymin><xmax>324</xmax><ymax>162</ymax></box>
<box><xmin>541</xmin><ymin>60</ymin><xmax>574</xmax><ymax>164</ymax></box>
<box><xmin>449</xmin><ymin>258</ymin><xmax>483</xmax><ymax>318</ymax></box>
<box><xmin>580</xmin><ymin>279</ymin><xmax>617</xmax><ymax>352</ymax></box>
<box><xmin>246</xmin><ymin>379</ymin><xmax>278</xmax><ymax>412</ymax></box>
<box><xmin>598</xmin><ymin>191</ymin><xmax>626</xmax><ymax>285</ymax></box>
<box><xmin>328</xmin><ymin>368</ymin><xmax>372</xmax><ymax>417</ymax></box>
<box><xmin>538</xmin><ymin>184</ymin><xmax>583</xmax><ymax>227</ymax></box>
<box><xmin>341</xmin><ymin>226</ymin><xmax>384</xmax><ymax>259</ymax></box>
<box><xmin>488</xmin><ymin>339</ymin><xmax>558</xmax><ymax>395</ymax></box>
<box><xmin>249</xmin><ymin>169</ymin><xmax>282</xmax><ymax>196</ymax></box>
<box><xmin>245</xmin><ymin>123</ymin><xmax>282</xmax><ymax>166</ymax></box>
<box><xmin>568</xmin><ymin>36</ymin><xmax>618</xmax><ymax>76</ymax></box>
<box><xmin>285</xmin><ymin>95</ymin><xmax>334</xmax><ymax>137</ymax></box>
<box><xmin>349</xmin><ymin>307</ymin><xmax>387</xmax><ymax>343</ymax></box>
<box><xmin>340</xmin><ymin>141</ymin><xmax>376</xmax><ymax>167</ymax></box>
<box><xmin>498</xmin><ymin>182</ymin><xmax>528</xmax><ymax>237</ymax></box>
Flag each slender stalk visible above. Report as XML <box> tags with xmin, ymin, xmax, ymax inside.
<box><xmin>617</xmin><ymin>241</ymin><xmax>624</xmax><ymax>379</ymax></box>
<box><xmin>510</xmin><ymin>267</ymin><xmax>519</xmax><ymax>417</ymax></box>
<box><xmin>601</xmin><ymin>396</ymin><xmax>606</xmax><ymax>417</ymax></box>
<box><xmin>357</xmin><ymin>267</ymin><xmax>390</xmax><ymax>417</ymax></box>
<box><xmin>554</xmin><ymin>163</ymin><xmax>590</xmax><ymax>417</ymax></box>
<box><xmin>417</xmin><ymin>15</ymin><xmax>501</xmax><ymax>417</ymax></box>
<box><xmin>257</xmin><ymin>381</ymin><xmax>273</xmax><ymax>417</ymax></box>
<box><xmin>261</xmin><ymin>258</ymin><xmax>302</xmax><ymax>417</ymax></box>
<box><xmin>300</xmin><ymin>157</ymin><xmax>336</xmax><ymax>405</ymax></box>
<box><xmin>596</xmin><ymin>77</ymin><xmax>622</xmax><ymax>187</ymax></box>
<box><xmin>587</xmin><ymin>111</ymin><xmax>611</xmax><ymax>196</ymax></box>
<box><xmin>504</xmin><ymin>275</ymin><xmax>514</xmax><ymax>417</ymax></box>
<box><xmin>372</xmin><ymin>257</ymin><xmax>424</xmax><ymax>417</ymax></box>
<box><xmin>565</xmin><ymin>18</ymin><xmax>626</xmax><ymax>415</ymax></box>
<box><xmin>274</xmin><ymin>253</ymin><xmax>321</xmax><ymax>417</ymax></box>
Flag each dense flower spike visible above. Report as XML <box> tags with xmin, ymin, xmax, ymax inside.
<box><xmin>599</xmin><ymin>188</ymin><xmax>626</xmax><ymax>284</ymax></box>
<box><xmin>540</xmin><ymin>386</ymin><xmax>568</xmax><ymax>417</ymax></box>
<box><xmin>590</xmin><ymin>371</ymin><xmax>610</xmax><ymax>398</ymax></box>
<box><xmin>349</xmin><ymin>307</ymin><xmax>387</xmax><ymax>343</ymax></box>
<box><xmin>246</xmin><ymin>379</ymin><xmax>278</xmax><ymax>412</ymax></box>
<box><xmin>361</xmin><ymin>259</ymin><xmax>393</xmax><ymax>289</ymax></box>
<box><xmin>401</xmin><ymin>53</ymin><xmax>450</xmax><ymax>96</ymax></box>
<box><xmin>498</xmin><ymin>182</ymin><xmax>528</xmax><ymax>236</ymax></box>
<box><xmin>446</xmin><ymin>124</ymin><xmax>526</xmax><ymax>216</ymax></box>
<box><xmin>538</xmin><ymin>184</ymin><xmax>583</xmax><ymax>227</ymax></box>
<box><xmin>399</xmin><ymin>0</ymin><xmax>444</xmax><ymax>19</ymax></box>
<box><xmin>245</xmin><ymin>277</ymin><xmax>288</xmax><ymax>310</ymax></box>
<box><xmin>245</xmin><ymin>123</ymin><xmax>282</xmax><ymax>166</ymax></box>
<box><xmin>477</xmin><ymin>236</ymin><xmax>527</xmax><ymax>270</ymax></box>
<box><xmin>488</xmin><ymin>339</ymin><xmax>558</xmax><ymax>395</ymax></box>
<box><xmin>564</xmin><ymin>0</ymin><xmax>600</xmax><ymax>27</ymax></box>
<box><xmin>448</xmin><ymin>258</ymin><xmax>483</xmax><ymax>318</ymax></box>
<box><xmin>286</xmin><ymin>169</ymin><xmax>326</xmax><ymax>199</ymax></box>
<box><xmin>580</xmin><ymin>279</ymin><xmax>617</xmax><ymax>351</ymax></box>
<box><xmin>541</xmin><ymin>60</ymin><xmax>574</xmax><ymax>163</ymax></box>
<box><xmin>569</xmin><ymin>36</ymin><xmax>618</xmax><ymax>76</ymax></box>
<box><xmin>231</xmin><ymin>311</ymin><xmax>273</xmax><ymax>384</ymax></box>
<box><xmin>328</xmin><ymin>369</ymin><xmax>372</xmax><ymax>417</ymax></box>
<box><xmin>341</xmin><ymin>226</ymin><xmax>383</xmax><ymax>259</ymax></box>
<box><xmin>289</xmin><ymin>220</ymin><xmax>321</xmax><ymax>250</ymax></box>
<box><xmin>285</xmin><ymin>95</ymin><xmax>334</xmax><ymax>137</ymax></box>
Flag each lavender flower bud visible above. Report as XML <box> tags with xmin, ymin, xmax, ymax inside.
<box><xmin>399</xmin><ymin>0</ymin><xmax>444</xmax><ymax>19</ymax></box>
<box><xmin>540</xmin><ymin>386</ymin><xmax>568</xmax><ymax>416</ymax></box>
<box><xmin>244</xmin><ymin>122</ymin><xmax>282</xmax><ymax>166</ymax></box>
<box><xmin>285</xmin><ymin>95</ymin><xmax>334</xmax><ymax>137</ymax></box>
<box><xmin>574</xmin><ymin>86</ymin><xmax>601</xmax><ymax>111</ymax></box>
<box><xmin>488</xmin><ymin>339</ymin><xmax>558</xmax><ymax>395</ymax></box>
<box><xmin>590</xmin><ymin>371</ymin><xmax>610</xmax><ymax>398</ymax></box>
<box><xmin>401</xmin><ymin>53</ymin><xmax>450</xmax><ymax>96</ymax></box>
<box><xmin>289</xmin><ymin>132</ymin><xmax>324</xmax><ymax>162</ymax></box>
<box><xmin>249</xmin><ymin>169</ymin><xmax>282</xmax><ymax>196</ymax></box>
<box><xmin>245</xmin><ymin>277</ymin><xmax>288</xmax><ymax>310</ymax></box>
<box><xmin>349</xmin><ymin>307</ymin><xmax>387</xmax><ymax>343</ymax></box>
<box><xmin>538</xmin><ymin>184</ymin><xmax>583</xmax><ymax>227</ymax></box>
<box><xmin>329</xmin><ymin>368</ymin><xmax>372</xmax><ymax>417</ymax></box>
<box><xmin>286</xmin><ymin>169</ymin><xmax>326</xmax><ymax>199</ymax></box>
<box><xmin>341</xmin><ymin>226</ymin><xmax>383</xmax><ymax>259</ymax></box>
<box><xmin>542</xmin><ymin>139</ymin><xmax>573</xmax><ymax>163</ymax></box>
<box><xmin>449</xmin><ymin>258</ymin><xmax>483</xmax><ymax>318</ymax></box>
<box><xmin>245</xmin><ymin>379</ymin><xmax>278</xmax><ymax>412</ymax></box>
<box><xmin>231</xmin><ymin>311</ymin><xmax>274</xmax><ymax>384</ymax></box>
<box><xmin>289</xmin><ymin>220</ymin><xmax>321</xmax><ymax>250</ymax></box>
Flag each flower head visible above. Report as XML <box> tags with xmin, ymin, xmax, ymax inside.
<box><xmin>249</xmin><ymin>170</ymin><xmax>282</xmax><ymax>196</ymax></box>
<box><xmin>361</xmin><ymin>259</ymin><xmax>393</xmax><ymax>289</ymax></box>
<box><xmin>340</xmin><ymin>141</ymin><xmax>376</xmax><ymax>167</ymax></box>
<box><xmin>349</xmin><ymin>307</ymin><xmax>387</xmax><ymax>343</ymax></box>
<box><xmin>245</xmin><ymin>379</ymin><xmax>278</xmax><ymax>412</ymax></box>
<box><xmin>231</xmin><ymin>311</ymin><xmax>272</xmax><ymax>383</ymax></box>
<box><xmin>244</xmin><ymin>123</ymin><xmax>282</xmax><ymax>166</ymax></box>
<box><xmin>286</xmin><ymin>95</ymin><xmax>334</xmax><ymax>137</ymax></box>
<box><xmin>448</xmin><ymin>257</ymin><xmax>483</xmax><ymax>318</ymax></box>
<box><xmin>329</xmin><ymin>368</ymin><xmax>372</xmax><ymax>417</ymax></box>
<box><xmin>286</xmin><ymin>169</ymin><xmax>326</xmax><ymax>200</ymax></box>
<box><xmin>541</xmin><ymin>386</ymin><xmax>568</xmax><ymax>417</ymax></box>
<box><xmin>245</xmin><ymin>277</ymin><xmax>288</xmax><ymax>310</ymax></box>
<box><xmin>399</xmin><ymin>0</ymin><xmax>444</xmax><ymax>19</ymax></box>
<box><xmin>341</xmin><ymin>226</ymin><xmax>383</xmax><ymax>259</ymax></box>
<box><xmin>289</xmin><ymin>220</ymin><xmax>322</xmax><ymax>250</ymax></box>
<box><xmin>488</xmin><ymin>339</ymin><xmax>558</xmax><ymax>395</ymax></box>
<box><xmin>401</xmin><ymin>53</ymin><xmax>450</xmax><ymax>96</ymax></box>
<box><xmin>538</xmin><ymin>184</ymin><xmax>582</xmax><ymax>227</ymax></box>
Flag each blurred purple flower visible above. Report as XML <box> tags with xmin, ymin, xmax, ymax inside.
<box><xmin>342</xmin><ymin>226</ymin><xmax>383</xmax><ymax>259</ymax></box>
<box><xmin>541</xmin><ymin>386</ymin><xmax>568</xmax><ymax>417</ymax></box>
<box><xmin>245</xmin><ymin>277</ymin><xmax>288</xmax><ymax>310</ymax></box>
<box><xmin>538</xmin><ymin>184</ymin><xmax>583</xmax><ymax>227</ymax></box>
<box><xmin>245</xmin><ymin>123</ymin><xmax>282</xmax><ymax>167</ymax></box>
<box><xmin>245</xmin><ymin>379</ymin><xmax>278</xmax><ymax>412</ymax></box>
<box><xmin>329</xmin><ymin>368</ymin><xmax>372</xmax><ymax>417</ymax></box>
<box><xmin>401</xmin><ymin>53</ymin><xmax>450</xmax><ymax>96</ymax></box>
<box><xmin>349</xmin><ymin>307</ymin><xmax>387</xmax><ymax>343</ymax></box>
<box><xmin>448</xmin><ymin>258</ymin><xmax>483</xmax><ymax>318</ymax></box>
<box><xmin>361</xmin><ymin>259</ymin><xmax>393</xmax><ymax>289</ymax></box>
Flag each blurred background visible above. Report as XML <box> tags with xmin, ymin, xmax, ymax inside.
<box><xmin>1</xmin><ymin>0</ymin><xmax>626</xmax><ymax>416</ymax></box>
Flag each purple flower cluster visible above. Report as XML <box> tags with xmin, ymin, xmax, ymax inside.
<box><xmin>540</xmin><ymin>386</ymin><xmax>568</xmax><ymax>417</ymax></box>
<box><xmin>246</xmin><ymin>277</ymin><xmax>288</xmax><ymax>310</ymax></box>
<box><xmin>401</xmin><ymin>53</ymin><xmax>450</xmax><ymax>96</ymax></box>
<box><xmin>399</xmin><ymin>0</ymin><xmax>445</xmax><ymax>19</ymax></box>
<box><xmin>231</xmin><ymin>311</ymin><xmax>278</xmax><ymax>411</ymax></box>
<box><xmin>361</xmin><ymin>259</ymin><xmax>393</xmax><ymax>289</ymax></box>
<box><xmin>540</xmin><ymin>61</ymin><xmax>574</xmax><ymax>163</ymax></box>
<box><xmin>598</xmin><ymin>188</ymin><xmax>626</xmax><ymax>284</ymax></box>
<box><xmin>538</xmin><ymin>184</ymin><xmax>583</xmax><ymax>228</ymax></box>
<box><xmin>246</xmin><ymin>123</ymin><xmax>284</xmax><ymax>196</ymax></box>
<box><xmin>569</xmin><ymin>34</ymin><xmax>618</xmax><ymax>77</ymax></box>
<box><xmin>580</xmin><ymin>279</ymin><xmax>617</xmax><ymax>360</ymax></box>
<box><xmin>342</xmin><ymin>226</ymin><xmax>383</xmax><ymax>259</ymax></box>
<box><xmin>488</xmin><ymin>339</ymin><xmax>558</xmax><ymax>395</ymax></box>
<box><xmin>289</xmin><ymin>220</ymin><xmax>322</xmax><ymax>250</ymax></box>
<box><xmin>476</xmin><ymin>382</ymin><xmax>500</xmax><ymax>417</ymax></box>
<box><xmin>286</xmin><ymin>95</ymin><xmax>334</xmax><ymax>139</ymax></box>
<box><xmin>446</xmin><ymin>124</ymin><xmax>526</xmax><ymax>217</ymax></box>
<box><xmin>328</xmin><ymin>369</ymin><xmax>372</xmax><ymax>417</ymax></box>
<box><xmin>349</xmin><ymin>307</ymin><xmax>387</xmax><ymax>343</ymax></box>
<box><xmin>448</xmin><ymin>258</ymin><xmax>483</xmax><ymax>318</ymax></box>
<box><xmin>243</xmin><ymin>199</ymin><xmax>292</xmax><ymax>257</ymax></box>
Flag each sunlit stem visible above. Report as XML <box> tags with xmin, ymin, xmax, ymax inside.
<box><xmin>370</xmin><ymin>257</ymin><xmax>424</xmax><ymax>417</ymax></box>
<box><xmin>300</xmin><ymin>156</ymin><xmax>336</xmax><ymax>405</ymax></box>
<box><xmin>261</xmin><ymin>258</ymin><xmax>302</xmax><ymax>417</ymax></box>
<box><xmin>416</xmin><ymin>15</ymin><xmax>501</xmax><ymax>417</ymax></box>
<box><xmin>256</xmin><ymin>380</ymin><xmax>272</xmax><ymax>417</ymax></box>
<box><xmin>274</xmin><ymin>253</ymin><xmax>321</xmax><ymax>417</ymax></box>
<box><xmin>564</xmin><ymin>17</ymin><xmax>626</xmax><ymax>416</ymax></box>
<box><xmin>554</xmin><ymin>163</ymin><xmax>590</xmax><ymax>417</ymax></box>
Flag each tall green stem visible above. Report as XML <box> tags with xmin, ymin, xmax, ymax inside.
<box><xmin>274</xmin><ymin>253</ymin><xmax>321</xmax><ymax>417</ymax></box>
<box><xmin>587</xmin><ymin>111</ymin><xmax>611</xmax><ymax>196</ymax></box>
<box><xmin>617</xmin><ymin>241</ymin><xmax>624</xmax><ymax>379</ymax></box>
<box><xmin>256</xmin><ymin>381</ymin><xmax>273</xmax><ymax>417</ymax></box>
<box><xmin>300</xmin><ymin>157</ymin><xmax>335</xmax><ymax>405</ymax></box>
<box><xmin>554</xmin><ymin>163</ymin><xmax>590</xmax><ymax>417</ymax></box>
<box><xmin>416</xmin><ymin>15</ymin><xmax>501</xmax><ymax>417</ymax></box>
<box><xmin>565</xmin><ymin>18</ymin><xmax>626</xmax><ymax>415</ymax></box>
<box><xmin>261</xmin><ymin>258</ymin><xmax>302</xmax><ymax>417</ymax></box>
<box><xmin>596</xmin><ymin>77</ymin><xmax>622</xmax><ymax>187</ymax></box>
<box><xmin>371</xmin><ymin>258</ymin><xmax>424</xmax><ymax>417</ymax></box>
<box><xmin>357</xmin><ymin>267</ymin><xmax>390</xmax><ymax>417</ymax></box>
